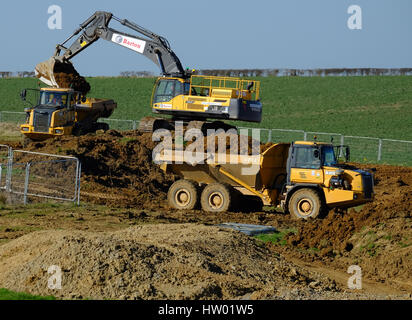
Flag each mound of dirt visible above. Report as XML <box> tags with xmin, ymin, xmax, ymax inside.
<box><xmin>0</xmin><ymin>224</ymin><xmax>345</xmax><ymax>300</ymax></box>
<box><xmin>24</xmin><ymin>130</ymin><xmax>176</xmax><ymax>208</ymax></box>
<box><xmin>53</xmin><ymin>61</ymin><xmax>91</xmax><ymax>95</ymax></box>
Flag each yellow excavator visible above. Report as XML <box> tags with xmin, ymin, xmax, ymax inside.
<box><xmin>33</xmin><ymin>11</ymin><xmax>262</xmax><ymax>133</ymax></box>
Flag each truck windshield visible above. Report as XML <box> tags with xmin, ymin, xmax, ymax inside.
<box><xmin>40</xmin><ymin>91</ymin><xmax>68</xmax><ymax>107</ymax></box>
<box><xmin>321</xmin><ymin>145</ymin><xmax>337</xmax><ymax>167</ymax></box>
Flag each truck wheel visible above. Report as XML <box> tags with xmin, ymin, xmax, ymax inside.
<box><xmin>200</xmin><ymin>183</ymin><xmax>232</xmax><ymax>213</ymax></box>
<box><xmin>288</xmin><ymin>188</ymin><xmax>324</xmax><ymax>219</ymax></box>
<box><xmin>167</xmin><ymin>180</ymin><xmax>198</xmax><ymax>210</ymax></box>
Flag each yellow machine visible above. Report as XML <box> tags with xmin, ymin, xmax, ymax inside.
<box><xmin>34</xmin><ymin>11</ymin><xmax>262</xmax><ymax>134</ymax></box>
<box><xmin>20</xmin><ymin>88</ymin><xmax>117</xmax><ymax>142</ymax></box>
<box><xmin>156</xmin><ymin>140</ymin><xmax>374</xmax><ymax>218</ymax></box>
<box><xmin>141</xmin><ymin>75</ymin><xmax>261</xmax><ymax>132</ymax></box>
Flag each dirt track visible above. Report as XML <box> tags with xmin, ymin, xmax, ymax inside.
<box><xmin>0</xmin><ymin>130</ymin><xmax>411</xmax><ymax>299</ymax></box>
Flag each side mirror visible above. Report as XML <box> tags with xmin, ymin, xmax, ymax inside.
<box><xmin>346</xmin><ymin>146</ymin><xmax>350</xmax><ymax>162</ymax></box>
<box><xmin>20</xmin><ymin>89</ymin><xmax>27</xmax><ymax>101</ymax></box>
<box><xmin>313</xmin><ymin>149</ymin><xmax>320</xmax><ymax>158</ymax></box>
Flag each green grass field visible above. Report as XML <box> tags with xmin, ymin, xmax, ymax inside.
<box><xmin>1</xmin><ymin>76</ymin><xmax>411</xmax><ymax>141</ymax></box>
<box><xmin>0</xmin><ymin>288</ymin><xmax>55</xmax><ymax>300</ymax></box>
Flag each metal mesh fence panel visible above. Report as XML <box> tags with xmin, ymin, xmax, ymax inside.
<box><xmin>7</xmin><ymin>150</ymin><xmax>81</xmax><ymax>204</ymax></box>
<box><xmin>305</xmin><ymin>131</ymin><xmax>343</xmax><ymax>144</ymax></box>
<box><xmin>269</xmin><ymin>129</ymin><xmax>305</xmax><ymax>143</ymax></box>
<box><xmin>342</xmin><ymin>136</ymin><xmax>380</xmax><ymax>163</ymax></box>
<box><xmin>1</xmin><ymin>110</ymin><xmax>412</xmax><ymax>167</ymax></box>
<box><xmin>380</xmin><ymin>139</ymin><xmax>412</xmax><ymax>166</ymax></box>
<box><xmin>98</xmin><ymin>118</ymin><xmax>136</xmax><ymax>131</ymax></box>
<box><xmin>0</xmin><ymin>145</ymin><xmax>10</xmax><ymax>190</ymax></box>
<box><xmin>0</xmin><ymin>111</ymin><xmax>26</xmax><ymax>124</ymax></box>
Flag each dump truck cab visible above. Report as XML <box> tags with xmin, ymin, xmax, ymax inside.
<box><xmin>20</xmin><ymin>88</ymin><xmax>77</xmax><ymax>140</ymax></box>
<box><xmin>283</xmin><ymin>141</ymin><xmax>374</xmax><ymax>218</ymax></box>
<box><xmin>20</xmin><ymin>88</ymin><xmax>116</xmax><ymax>141</ymax></box>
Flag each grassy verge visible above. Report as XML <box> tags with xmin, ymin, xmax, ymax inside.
<box><xmin>255</xmin><ymin>229</ymin><xmax>297</xmax><ymax>246</ymax></box>
<box><xmin>0</xmin><ymin>288</ymin><xmax>56</xmax><ymax>300</ymax></box>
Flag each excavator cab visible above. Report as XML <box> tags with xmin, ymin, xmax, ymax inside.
<box><xmin>152</xmin><ymin>78</ymin><xmax>186</xmax><ymax>104</ymax></box>
<box><xmin>149</xmin><ymin>75</ymin><xmax>262</xmax><ymax>125</ymax></box>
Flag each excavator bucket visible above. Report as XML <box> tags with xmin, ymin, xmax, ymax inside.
<box><xmin>34</xmin><ymin>57</ymin><xmax>59</xmax><ymax>87</ymax></box>
<box><xmin>34</xmin><ymin>58</ymin><xmax>91</xmax><ymax>95</ymax></box>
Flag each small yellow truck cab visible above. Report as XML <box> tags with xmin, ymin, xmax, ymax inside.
<box><xmin>20</xmin><ymin>88</ymin><xmax>116</xmax><ymax>141</ymax></box>
<box><xmin>284</xmin><ymin>141</ymin><xmax>374</xmax><ymax>218</ymax></box>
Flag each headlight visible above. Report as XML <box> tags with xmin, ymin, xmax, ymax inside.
<box><xmin>55</xmin><ymin>129</ymin><xmax>63</xmax><ymax>134</ymax></box>
<box><xmin>21</xmin><ymin>127</ymin><xmax>29</xmax><ymax>132</ymax></box>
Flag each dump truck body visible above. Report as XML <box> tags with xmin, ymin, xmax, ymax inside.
<box><xmin>156</xmin><ymin>139</ymin><xmax>374</xmax><ymax>218</ymax></box>
<box><xmin>20</xmin><ymin>88</ymin><xmax>116</xmax><ymax>141</ymax></box>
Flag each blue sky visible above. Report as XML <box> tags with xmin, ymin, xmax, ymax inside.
<box><xmin>1</xmin><ymin>0</ymin><xmax>411</xmax><ymax>76</ymax></box>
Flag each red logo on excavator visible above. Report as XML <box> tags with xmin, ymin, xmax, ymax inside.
<box><xmin>123</xmin><ymin>38</ymin><xmax>141</xmax><ymax>49</ymax></box>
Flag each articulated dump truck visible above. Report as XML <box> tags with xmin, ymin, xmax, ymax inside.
<box><xmin>20</xmin><ymin>87</ymin><xmax>117</xmax><ymax>142</ymax></box>
<box><xmin>155</xmin><ymin>140</ymin><xmax>374</xmax><ymax>219</ymax></box>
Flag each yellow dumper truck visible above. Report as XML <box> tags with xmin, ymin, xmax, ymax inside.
<box><xmin>20</xmin><ymin>87</ymin><xmax>117</xmax><ymax>142</ymax></box>
<box><xmin>156</xmin><ymin>140</ymin><xmax>374</xmax><ymax>219</ymax></box>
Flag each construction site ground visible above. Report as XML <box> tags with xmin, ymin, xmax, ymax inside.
<box><xmin>0</xmin><ymin>130</ymin><xmax>411</xmax><ymax>300</ymax></box>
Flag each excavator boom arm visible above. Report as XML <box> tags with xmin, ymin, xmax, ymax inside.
<box><xmin>49</xmin><ymin>11</ymin><xmax>186</xmax><ymax>78</ymax></box>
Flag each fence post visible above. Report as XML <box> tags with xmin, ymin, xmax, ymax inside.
<box><xmin>77</xmin><ymin>162</ymin><xmax>82</xmax><ymax>206</ymax></box>
<box><xmin>6</xmin><ymin>148</ymin><xmax>12</xmax><ymax>192</ymax></box>
<box><xmin>377</xmin><ymin>139</ymin><xmax>382</xmax><ymax>162</ymax></box>
<box><xmin>23</xmin><ymin>162</ymin><xmax>31</xmax><ymax>205</ymax></box>
<box><xmin>339</xmin><ymin>135</ymin><xmax>345</xmax><ymax>157</ymax></box>
<box><xmin>133</xmin><ymin>120</ymin><xmax>137</xmax><ymax>131</ymax></box>
<box><xmin>0</xmin><ymin>111</ymin><xmax>2</xmax><ymax>122</ymax></box>
<box><xmin>267</xmin><ymin>129</ymin><xmax>272</xmax><ymax>143</ymax></box>
<box><xmin>304</xmin><ymin>132</ymin><xmax>307</xmax><ymax>141</ymax></box>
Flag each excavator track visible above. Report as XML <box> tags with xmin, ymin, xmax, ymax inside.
<box><xmin>138</xmin><ymin>117</ymin><xmax>237</xmax><ymax>135</ymax></box>
<box><xmin>138</xmin><ymin>117</ymin><xmax>174</xmax><ymax>133</ymax></box>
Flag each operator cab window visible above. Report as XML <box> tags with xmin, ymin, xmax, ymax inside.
<box><xmin>291</xmin><ymin>146</ymin><xmax>321</xmax><ymax>169</ymax></box>
<box><xmin>154</xmin><ymin>80</ymin><xmax>183</xmax><ymax>103</ymax></box>
<box><xmin>40</xmin><ymin>92</ymin><xmax>67</xmax><ymax>108</ymax></box>
<box><xmin>321</xmin><ymin>145</ymin><xmax>337</xmax><ymax>167</ymax></box>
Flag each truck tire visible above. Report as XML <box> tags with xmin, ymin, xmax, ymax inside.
<box><xmin>288</xmin><ymin>188</ymin><xmax>325</xmax><ymax>219</ymax></box>
<box><xmin>200</xmin><ymin>183</ymin><xmax>232</xmax><ymax>213</ymax></box>
<box><xmin>167</xmin><ymin>180</ymin><xmax>199</xmax><ymax>210</ymax></box>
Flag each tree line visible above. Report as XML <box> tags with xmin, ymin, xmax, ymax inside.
<box><xmin>2</xmin><ymin>68</ymin><xmax>412</xmax><ymax>79</ymax></box>
<box><xmin>198</xmin><ymin>68</ymin><xmax>412</xmax><ymax>77</ymax></box>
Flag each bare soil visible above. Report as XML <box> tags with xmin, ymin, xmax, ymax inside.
<box><xmin>53</xmin><ymin>61</ymin><xmax>91</xmax><ymax>95</ymax></box>
<box><xmin>0</xmin><ymin>131</ymin><xmax>411</xmax><ymax>299</ymax></box>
